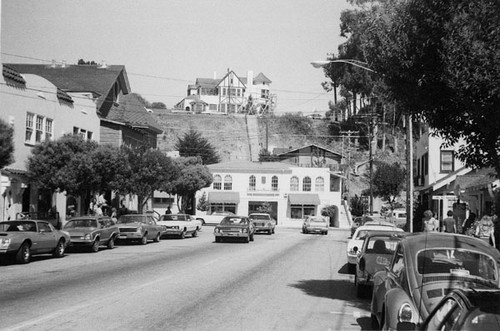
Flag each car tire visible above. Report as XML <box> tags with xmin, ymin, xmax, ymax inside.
<box><xmin>268</xmin><ymin>229</ymin><xmax>272</xmax><ymax>235</ymax></box>
<box><xmin>324</xmin><ymin>231</ymin><xmax>328</xmax><ymax>235</ymax></box>
<box><xmin>371</xmin><ymin>314</ymin><xmax>379</xmax><ymax>330</ymax></box>
<box><xmin>215</xmin><ymin>237</ymin><xmax>221</xmax><ymax>243</ymax></box>
<box><xmin>272</xmin><ymin>228</ymin><xmax>275</xmax><ymax>234</ymax></box>
<box><xmin>140</xmin><ymin>235</ymin><xmax>148</xmax><ymax>245</ymax></box>
<box><xmin>90</xmin><ymin>238</ymin><xmax>100</xmax><ymax>253</ymax></box>
<box><xmin>107</xmin><ymin>236</ymin><xmax>115</xmax><ymax>249</ymax></box>
<box><xmin>53</xmin><ymin>240</ymin><xmax>65</xmax><ymax>258</ymax></box>
<box><xmin>179</xmin><ymin>231</ymin><xmax>186</xmax><ymax>239</ymax></box>
<box><xmin>16</xmin><ymin>242</ymin><xmax>31</xmax><ymax>264</ymax></box>
<box><xmin>244</xmin><ymin>235</ymin><xmax>250</xmax><ymax>243</ymax></box>
<box><xmin>154</xmin><ymin>232</ymin><xmax>161</xmax><ymax>243</ymax></box>
<box><xmin>192</xmin><ymin>230</ymin><xmax>198</xmax><ymax>237</ymax></box>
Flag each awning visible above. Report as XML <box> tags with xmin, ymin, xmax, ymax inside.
<box><xmin>208</xmin><ymin>191</ymin><xmax>240</xmax><ymax>204</ymax></box>
<box><xmin>288</xmin><ymin>193</ymin><xmax>320</xmax><ymax>205</ymax></box>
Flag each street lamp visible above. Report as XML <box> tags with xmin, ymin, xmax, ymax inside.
<box><xmin>311</xmin><ymin>59</ymin><xmax>414</xmax><ymax>232</ymax></box>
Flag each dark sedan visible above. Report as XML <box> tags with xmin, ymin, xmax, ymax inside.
<box><xmin>370</xmin><ymin>233</ymin><xmax>500</xmax><ymax>330</ymax></box>
<box><xmin>214</xmin><ymin>216</ymin><xmax>255</xmax><ymax>243</ymax></box>
<box><xmin>420</xmin><ymin>288</ymin><xmax>500</xmax><ymax>331</ymax></box>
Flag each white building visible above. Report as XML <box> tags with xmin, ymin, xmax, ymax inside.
<box><xmin>196</xmin><ymin>160</ymin><xmax>344</xmax><ymax>226</ymax></box>
<box><xmin>176</xmin><ymin>70</ymin><xmax>274</xmax><ymax>114</ymax></box>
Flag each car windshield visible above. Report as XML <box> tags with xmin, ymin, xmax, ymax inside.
<box><xmin>220</xmin><ymin>217</ymin><xmax>247</xmax><ymax>225</ymax></box>
<box><xmin>417</xmin><ymin>249</ymin><xmax>497</xmax><ymax>283</ymax></box>
<box><xmin>365</xmin><ymin>236</ymin><xmax>400</xmax><ymax>254</ymax></box>
<box><xmin>117</xmin><ymin>215</ymin><xmax>146</xmax><ymax>224</ymax></box>
<box><xmin>249</xmin><ymin>215</ymin><xmax>269</xmax><ymax>220</ymax></box>
<box><xmin>0</xmin><ymin>221</ymin><xmax>37</xmax><ymax>232</ymax></box>
<box><xmin>64</xmin><ymin>219</ymin><xmax>98</xmax><ymax>228</ymax></box>
<box><xmin>160</xmin><ymin>215</ymin><xmax>185</xmax><ymax>222</ymax></box>
<box><xmin>308</xmin><ymin>217</ymin><xmax>325</xmax><ymax>223</ymax></box>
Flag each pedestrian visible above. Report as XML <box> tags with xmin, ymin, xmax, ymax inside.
<box><xmin>117</xmin><ymin>200</ymin><xmax>129</xmax><ymax>218</ymax></box>
<box><xmin>110</xmin><ymin>207</ymin><xmax>118</xmax><ymax>223</ymax></box>
<box><xmin>462</xmin><ymin>212</ymin><xmax>476</xmax><ymax>235</ymax></box>
<box><xmin>165</xmin><ymin>206</ymin><xmax>172</xmax><ymax>215</ymax></box>
<box><xmin>442</xmin><ymin>210</ymin><xmax>456</xmax><ymax>233</ymax></box>
<box><xmin>475</xmin><ymin>215</ymin><xmax>495</xmax><ymax>248</ymax></box>
<box><xmin>422</xmin><ymin>210</ymin><xmax>439</xmax><ymax>232</ymax></box>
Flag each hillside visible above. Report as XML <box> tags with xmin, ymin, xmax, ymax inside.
<box><xmin>152</xmin><ymin>111</ymin><xmax>406</xmax><ymax>196</ymax></box>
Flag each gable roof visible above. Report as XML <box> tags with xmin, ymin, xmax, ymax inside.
<box><xmin>6</xmin><ymin>63</ymin><xmax>131</xmax><ymax>110</ymax></box>
<box><xmin>208</xmin><ymin>160</ymin><xmax>293</xmax><ymax>174</ymax></box>
<box><xmin>277</xmin><ymin>144</ymin><xmax>343</xmax><ymax>158</ymax></box>
<box><xmin>253</xmin><ymin>72</ymin><xmax>272</xmax><ymax>84</ymax></box>
<box><xmin>105</xmin><ymin>93</ymin><xmax>162</xmax><ymax>133</ymax></box>
<box><xmin>216</xmin><ymin>70</ymin><xmax>246</xmax><ymax>88</ymax></box>
<box><xmin>195</xmin><ymin>78</ymin><xmax>219</xmax><ymax>88</ymax></box>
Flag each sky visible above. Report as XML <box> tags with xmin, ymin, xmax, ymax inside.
<box><xmin>1</xmin><ymin>0</ymin><xmax>352</xmax><ymax>114</ymax></box>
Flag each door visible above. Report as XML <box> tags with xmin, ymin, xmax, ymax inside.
<box><xmin>36</xmin><ymin>222</ymin><xmax>58</xmax><ymax>253</ymax></box>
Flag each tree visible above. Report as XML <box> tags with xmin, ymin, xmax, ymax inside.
<box><xmin>367</xmin><ymin>162</ymin><xmax>406</xmax><ymax>210</ymax></box>
<box><xmin>350</xmin><ymin>194</ymin><xmax>367</xmax><ymax>216</ymax></box>
<box><xmin>165</xmin><ymin>157</ymin><xmax>212</xmax><ymax>214</ymax></box>
<box><xmin>175</xmin><ymin>129</ymin><xmax>220</xmax><ymax>165</ymax></box>
<box><xmin>151</xmin><ymin>102</ymin><xmax>166</xmax><ymax>109</ymax></box>
<box><xmin>197</xmin><ymin>192</ymin><xmax>209</xmax><ymax>212</ymax></box>
<box><xmin>77</xmin><ymin>59</ymin><xmax>98</xmax><ymax>65</ymax></box>
<box><xmin>116</xmin><ymin>146</ymin><xmax>179</xmax><ymax>213</ymax></box>
<box><xmin>26</xmin><ymin>134</ymin><xmax>98</xmax><ymax>194</ymax></box>
<box><xmin>0</xmin><ymin>119</ymin><xmax>14</xmax><ymax>169</ymax></box>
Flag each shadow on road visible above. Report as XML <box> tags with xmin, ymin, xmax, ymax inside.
<box><xmin>356</xmin><ymin>317</ymin><xmax>373</xmax><ymax>330</ymax></box>
<box><xmin>338</xmin><ymin>263</ymin><xmax>352</xmax><ymax>275</ymax></box>
<box><xmin>289</xmin><ymin>279</ymin><xmax>369</xmax><ymax>307</ymax></box>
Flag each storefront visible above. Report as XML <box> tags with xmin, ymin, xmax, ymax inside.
<box><xmin>208</xmin><ymin>191</ymin><xmax>240</xmax><ymax>214</ymax></box>
<box><xmin>287</xmin><ymin>193</ymin><xmax>320</xmax><ymax>219</ymax></box>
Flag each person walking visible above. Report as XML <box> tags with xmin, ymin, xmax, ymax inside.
<box><xmin>475</xmin><ymin>215</ymin><xmax>496</xmax><ymax>248</ymax></box>
<box><xmin>462</xmin><ymin>212</ymin><xmax>477</xmax><ymax>235</ymax></box>
<box><xmin>423</xmin><ymin>210</ymin><xmax>439</xmax><ymax>232</ymax></box>
<box><xmin>442</xmin><ymin>210</ymin><xmax>456</xmax><ymax>233</ymax></box>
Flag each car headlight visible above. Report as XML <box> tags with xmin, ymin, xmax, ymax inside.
<box><xmin>214</xmin><ymin>228</ymin><xmax>220</xmax><ymax>233</ymax></box>
<box><xmin>0</xmin><ymin>238</ymin><xmax>11</xmax><ymax>249</ymax></box>
<box><xmin>242</xmin><ymin>228</ymin><xmax>248</xmax><ymax>233</ymax></box>
<box><xmin>398</xmin><ymin>303</ymin><xmax>413</xmax><ymax>323</ymax></box>
<box><xmin>173</xmin><ymin>226</ymin><xmax>179</xmax><ymax>229</ymax></box>
<box><xmin>83</xmin><ymin>233</ymin><xmax>92</xmax><ymax>240</ymax></box>
<box><xmin>136</xmin><ymin>227</ymin><xmax>142</xmax><ymax>233</ymax></box>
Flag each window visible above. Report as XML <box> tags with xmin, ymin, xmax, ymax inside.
<box><xmin>290</xmin><ymin>176</ymin><xmax>299</xmax><ymax>191</ymax></box>
<box><xmin>440</xmin><ymin>150</ymin><xmax>454</xmax><ymax>173</ymax></box>
<box><xmin>303</xmin><ymin>177</ymin><xmax>311</xmax><ymax>191</ymax></box>
<box><xmin>213</xmin><ymin>175</ymin><xmax>222</xmax><ymax>190</ymax></box>
<box><xmin>423</xmin><ymin>153</ymin><xmax>429</xmax><ymax>175</ymax></box>
<box><xmin>249</xmin><ymin>175</ymin><xmax>256</xmax><ymax>191</ymax></box>
<box><xmin>224</xmin><ymin>175</ymin><xmax>232</xmax><ymax>190</ymax></box>
<box><xmin>291</xmin><ymin>205</ymin><xmax>316</xmax><ymax>219</ymax></box>
<box><xmin>25</xmin><ymin>113</ymin><xmax>53</xmax><ymax>145</ymax></box>
<box><xmin>271</xmin><ymin>176</ymin><xmax>278</xmax><ymax>191</ymax></box>
<box><xmin>73</xmin><ymin>127</ymin><xmax>93</xmax><ymax>141</ymax></box>
<box><xmin>315</xmin><ymin>177</ymin><xmax>324</xmax><ymax>192</ymax></box>
<box><xmin>261</xmin><ymin>176</ymin><xmax>266</xmax><ymax>184</ymax></box>
<box><xmin>209</xmin><ymin>104</ymin><xmax>217</xmax><ymax>110</ymax></box>
<box><xmin>261</xmin><ymin>89</ymin><xmax>269</xmax><ymax>99</ymax></box>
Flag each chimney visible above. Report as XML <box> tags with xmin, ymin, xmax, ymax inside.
<box><xmin>247</xmin><ymin>70</ymin><xmax>253</xmax><ymax>86</ymax></box>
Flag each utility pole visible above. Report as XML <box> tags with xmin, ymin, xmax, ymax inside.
<box><xmin>406</xmin><ymin>113</ymin><xmax>414</xmax><ymax>232</ymax></box>
<box><xmin>340</xmin><ymin>130</ymin><xmax>358</xmax><ymax>203</ymax></box>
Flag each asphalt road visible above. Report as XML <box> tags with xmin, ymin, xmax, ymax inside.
<box><xmin>0</xmin><ymin>226</ymin><xmax>371</xmax><ymax>331</ymax></box>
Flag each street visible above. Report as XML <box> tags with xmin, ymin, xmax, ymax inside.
<box><xmin>0</xmin><ymin>226</ymin><xmax>371</xmax><ymax>331</ymax></box>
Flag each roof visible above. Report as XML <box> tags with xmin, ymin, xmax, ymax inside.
<box><xmin>253</xmin><ymin>72</ymin><xmax>272</xmax><ymax>84</ymax></box>
<box><xmin>195</xmin><ymin>78</ymin><xmax>219</xmax><ymax>88</ymax></box>
<box><xmin>105</xmin><ymin>93</ymin><xmax>163</xmax><ymax>133</ymax></box>
<box><xmin>207</xmin><ymin>160</ymin><xmax>293</xmax><ymax>174</ymax></box>
<box><xmin>277</xmin><ymin>144</ymin><xmax>344</xmax><ymax>158</ymax></box>
<box><xmin>6</xmin><ymin>63</ymin><xmax>130</xmax><ymax>110</ymax></box>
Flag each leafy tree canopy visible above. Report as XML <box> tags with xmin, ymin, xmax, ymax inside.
<box><xmin>367</xmin><ymin>162</ymin><xmax>406</xmax><ymax>209</ymax></box>
<box><xmin>0</xmin><ymin>119</ymin><xmax>14</xmax><ymax>169</ymax></box>
<box><xmin>151</xmin><ymin>102</ymin><xmax>166</xmax><ymax>109</ymax></box>
<box><xmin>175</xmin><ymin>129</ymin><xmax>220</xmax><ymax>165</ymax></box>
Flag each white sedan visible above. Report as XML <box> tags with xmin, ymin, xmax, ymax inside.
<box><xmin>346</xmin><ymin>222</ymin><xmax>403</xmax><ymax>272</ymax></box>
<box><xmin>157</xmin><ymin>214</ymin><xmax>203</xmax><ymax>239</ymax></box>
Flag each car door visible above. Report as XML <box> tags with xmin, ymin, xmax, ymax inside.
<box><xmin>146</xmin><ymin>216</ymin><xmax>158</xmax><ymax>238</ymax></box>
<box><xmin>36</xmin><ymin>222</ymin><xmax>58</xmax><ymax>253</ymax></box>
<box><xmin>98</xmin><ymin>218</ymin><xmax>112</xmax><ymax>243</ymax></box>
<box><xmin>185</xmin><ymin>215</ymin><xmax>195</xmax><ymax>232</ymax></box>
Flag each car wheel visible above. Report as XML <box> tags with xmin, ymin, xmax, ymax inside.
<box><xmin>268</xmin><ymin>229</ymin><xmax>272</xmax><ymax>235</ymax></box>
<box><xmin>179</xmin><ymin>231</ymin><xmax>186</xmax><ymax>239</ymax></box>
<box><xmin>192</xmin><ymin>230</ymin><xmax>198</xmax><ymax>237</ymax></box>
<box><xmin>371</xmin><ymin>314</ymin><xmax>379</xmax><ymax>330</ymax></box>
<box><xmin>272</xmin><ymin>228</ymin><xmax>275</xmax><ymax>234</ymax></box>
<box><xmin>90</xmin><ymin>239</ymin><xmax>100</xmax><ymax>253</ymax></box>
<box><xmin>16</xmin><ymin>242</ymin><xmax>31</xmax><ymax>264</ymax></box>
<box><xmin>107</xmin><ymin>236</ymin><xmax>115</xmax><ymax>249</ymax></box>
<box><xmin>324</xmin><ymin>231</ymin><xmax>328</xmax><ymax>235</ymax></box>
<box><xmin>215</xmin><ymin>237</ymin><xmax>221</xmax><ymax>243</ymax></box>
<box><xmin>154</xmin><ymin>232</ymin><xmax>161</xmax><ymax>243</ymax></box>
<box><xmin>140</xmin><ymin>235</ymin><xmax>148</xmax><ymax>245</ymax></box>
<box><xmin>53</xmin><ymin>240</ymin><xmax>65</xmax><ymax>258</ymax></box>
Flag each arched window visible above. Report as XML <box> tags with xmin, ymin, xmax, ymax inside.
<box><xmin>303</xmin><ymin>176</ymin><xmax>311</xmax><ymax>191</ymax></box>
<box><xmin>224</xmin><ymin>175</ymin><xmax>232</xmax><ymax>190</ymax></box>
<box><xmin>213</xmin><ymin>175</ymin><xmax>222</xmax><ymax>190</ymax></box>
<box><xmin>315</xmin><ymin>177</ymin><xmax>324</xmax><ymax>192</ymax></box>
<box><xmin>249</xmin><ymin>175</ymin><xmax>256</xmax><ymax>191</ymax></box>
<box><xmin>290</xmin><ymin>176</ymin><xmax>299</xmax><ymax>191</ymax></box>
<box><xmin>271</xmin><ymin>176</ymin><xmax>278</xmax><ymax>191</ymax></box>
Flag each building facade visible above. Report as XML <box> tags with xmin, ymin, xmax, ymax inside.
<box><xmin>196</xmin><ymin>160</ymin><xmax>343</xmax><ymax>226</ymax></box>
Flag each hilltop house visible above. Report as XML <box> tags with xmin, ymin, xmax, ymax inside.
<box><xmin>175</xmin><ymin>70</ymin><xmax>274</xmax><ymax>114</ymax></box>
<box><xmin>1</xmin><ymin>62</ymin><xmax>161</xmax><ymax>223</ymax></box>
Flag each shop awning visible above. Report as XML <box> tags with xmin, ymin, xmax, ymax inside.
<box><xmin>208</xmin><ymin>191</ymin><xmax>240</xmax><ymax>204</ymax></box>
<box><xmin>288</xmin><ymin>193</ymin><xmax>320</xmax><ymax>205</ymax></box>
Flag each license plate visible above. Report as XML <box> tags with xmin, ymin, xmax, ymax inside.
<box><xmin>119</xmin><ymin>235</ymin><xmax>127</xmax><ymax>239</ymax></box>
<box><xmin>376</xmin><ymin>256</ymin><xmax>389</xmax><ymax>265</ymax></box>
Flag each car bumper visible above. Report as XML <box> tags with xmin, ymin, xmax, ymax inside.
<box><xmin>214</xmin><ymin>232</ymin><xmax>248</xmax><ymax>238</ymax></box>
<box><xmin>255</xmin><ymin>226</ymin><xmax>273</xmax><ymax>232</ymax></box>
<box><xmin>305</xmin><ymin>227</ymin><xmax>327</xmax><ymax>233</ymax></box>
<box><xmin>347</xmin><ymin>253</ymin><xmax>357</xmax><ymax>265</ymax></box>
<box><xmin>69</xmin><ymin>239</ymin><xmax>94</xmax><ymax>246</ymax></box>
<box><xmin>163</xmin><ymin>230</ymin><xmax>183</xmax><ymax>235</ymax></box>
<box><xmin>117</xmin><ymin>233</ymin><xmax>144</xmax><ymax>240</ymax></box>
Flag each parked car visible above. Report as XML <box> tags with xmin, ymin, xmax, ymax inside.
<box><xmin>420</xmin><ymin>288</ymin><xmax>500</xmax><ymax>331</ymax></box>
<box><xmin>347</xmin><ymin>223</ymin><xmax>403</xmax><ymax>271</ymax></box>
<box><xmin>370</xmin><ymin>233</ymin><xmax>500</xmax><ymax>330</ymax></box>
<box><xmin>196</xmin><ymin>211</ymin><xmax>234</xmax><ymax>225</ymax></box>
<box><xmin>157</xmin><ymin>214</ymin><xmax>202</xmax><ymax>239</ymax></box>
<box><xmin>386</xmin><ymin>208</ymin><xmax>407</xmax><ymax>229</ymax></box>
<box><xmin>355</xmin><ymin>231</ymin><xmax>408</xmax><ymax>298</ymax></box>
<box><xmin>350</xmin><ymin>216</ymin><xmax>365</xmax><ymax>237</ymax></box>
<box><xmin>0</xmin><ymin>219</ymin><xmax>71</xmax><ymax>264</ymax></box>
<box><xmin>116</xmin><ymin>214</ymin><xmax>165</xmax><ymax>244</ymax></box>
<box><xmin>248</xmin><ymin>213</ymin><xmax>276</xmax><ymax>234</ymax></box>
<box><xmin>302</xmin><ymin>215</ymin><xmax>329</xmax><ymax>235</ymax></box>
<box><xmin>214</xmin><ymin>216</ymin><xmax>255</xmax><ymax>243</ymax></box>
<box><xmin>63</xmin><ymin>216</ymin><xmax>119</xmax><ymax>252</ymax></box>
